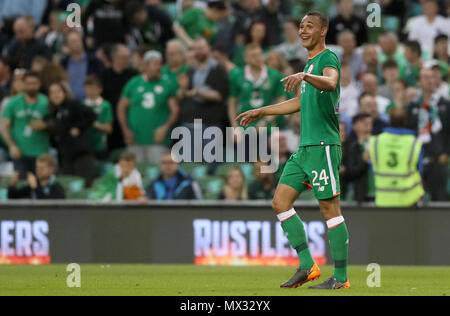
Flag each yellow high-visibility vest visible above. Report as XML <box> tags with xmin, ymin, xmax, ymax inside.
<box><xmin>369</xmin><ymin>132</ymin><xmax>425</xmax><ymax>207</ymax></box>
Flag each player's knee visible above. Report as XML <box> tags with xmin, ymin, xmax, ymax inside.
<box><xmin>272</xmin><ymin>198</ymin><xmax>289</xmax><ymax>214</ymax></box>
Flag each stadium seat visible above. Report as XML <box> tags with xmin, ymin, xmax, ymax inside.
<box><xmin>66</xmin><ymin>189</ymin><xmax>92</xmax><ymax>200</ymax></box>
<box><xmin>180</xmin><ymin>163</ymin><xmax>208</xmax><ymax>179</ymax></box>
<box><xmin>56</xmin><ymin>175</ymin><xmax>85</xmax><ymax>193</ymax></box>
<box><xmin>136</xmin><ymin>163</ymin><xmax>160</xmax><ymax>181</ymax></box>
<box><xmin>197</xmin><ymin>176</ymin><xmax>224</xmax><ymax>200</ymax></box>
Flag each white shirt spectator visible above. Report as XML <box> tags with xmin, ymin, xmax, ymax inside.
<box><xmin>406</xmin><ymin>15</ymin><xmax>450</xmax><ymax>55</ymax></box>
<box><xmin>340</xmin><ymin>80</ymin><xmax>360</xmax><ymax>118</ymax></box>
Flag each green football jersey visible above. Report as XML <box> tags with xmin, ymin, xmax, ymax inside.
<box><xmin>121</xmin><ymin>75</ymin><xmax>177</xmax><ymax>145</ymax></box>
<box><xmin>161</xmin><ymin>63</ymin><xmax>187</xmax><ymax>90</ymax></box>
<box><xmin>84</xmin><ymin>98</ymin><xmax>114</xmax><ymax>152</ymax></box>
<box><xmin>2</xmin><ymin>94</ymin><xmax>50</xmax><ymax>157</ymax></box>
<box><xmin>299</xmin><ymin>48</ymin><xmax>341</xmax><ymax>147</ymax></box>
<box><xmin>177</xmin><ymin>7</ymin><xmax>217</xmax><ymax>43</ymax></box>
<box><xmin>229</xmin><ymin>66</ymin><xmax>284</xmax><ymax>127</ymax></box>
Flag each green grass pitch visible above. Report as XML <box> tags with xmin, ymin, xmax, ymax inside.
<box><xmin>0</xmin><ymin>265</ymin><xmax>448</xmax><ymax>296</ymax></box>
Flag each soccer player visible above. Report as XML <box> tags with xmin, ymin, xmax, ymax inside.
<box><xmin>236</xmin><ymin>12</ymin><xmax>350</xmax><ymax>290</ymax></box>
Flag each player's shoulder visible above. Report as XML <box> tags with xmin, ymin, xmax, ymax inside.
<box><xmin>317</xmin><ymin>48</ymin><xmax>341</xmax><ymax>70</ymax></box>
<box><xmin>321</xmin><ymin>48</ymin><xmax>340</xmax><ymax>62</ymax></box>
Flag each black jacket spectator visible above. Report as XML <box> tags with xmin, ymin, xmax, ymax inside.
<box><xmin>342</xmin><ymin>139</ymin><xmax>371</xmax><ymax>203</ymax></box>
<box><xmin>100</xmin><ymin>66</ymin><xmax>137</xmax><ymax>150</ymax></box>
<box><xmin>4</xmin><ymin>38</ymin><xmax>51</xmax><ymax>69</ymax></box>
<box><xmin>146</xmin><ymin>169</ymin><xmax>202</xmax><ymax>200</ymax></box>
<box><xmin>51</xmin><ymin>99</ymin><xmax>97</xmax><ymax>159</ymax></box>
<box><xmin>181</xmin><ymin>63</ymin><xmax>229</xmax><ymax>128</ymax></box>
<box><xmin>328</xmin><ymin>14</ymin><xmax>368</xmax><ymax>47</ymax></box>
<box><xmin>8</xmin><ymin>179</ymin><xmax>65</xmax><ymax>200</ymax></box>
<box><xmin>82</xmin><ymin>0</ymin><xmax>128</xmax><ymax>47</ymax></box>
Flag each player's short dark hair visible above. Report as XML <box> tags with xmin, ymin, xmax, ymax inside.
<box><xmin>84</xmin><ymin>74</ymin><xmax>102</xmax><ymax>88</ymax></box>
<box><xmin>305</xmin><ymin>11</ymin><xmax>329</xmax><ymax>29</ymax></box>
<box><xmin>382</xmin><ymin>59</ymin><xmax>398</xmax><ymax>71</ymax></box>
<box><xmin>404</xmin><ymin>40</ymin><xmax>421</xmax><ymax>56</ymax></box>
<box><xmin>352</xmin><ymin>113</ymin><xmax>371</xmax><ymax>125</ymax></box>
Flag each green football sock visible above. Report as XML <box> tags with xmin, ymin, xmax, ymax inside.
<box><xmin>327</xmin><ymin>218</ymin><xmax>349</xmax><ymax>283</ymax></box>
<box><xmin>279</xmin><ymin>210</ymin><xmax>315</xmax><ymax>270</ymax></box>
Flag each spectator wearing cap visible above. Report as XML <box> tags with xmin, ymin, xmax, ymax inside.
<box><xmin>99</xmin><ymin>44</ymin><xmax>137</xmax><ymax>152</ymax></box>
<box><xmin>60</xmin><ymin>30</ymin><xmax>104</xmax><ymax>101</ymax></box>
<box><xmin>118</xmin><ymin>50</ymin><xmax>179</xmax><ymax>164</ymax></box>
<box><xmin>4</xmin><ymin>16</ymin><xmax>52</xmax><ymax>69</ymax></box>
<box><xmin>173</xmin><ymin>0</ymin><xmax>228</xmax><ymax>48</ymax></box>
<box><xmin>327</xmin><ymin>0</ymin><xmax>368</xmax><ymax>46</ymax></box>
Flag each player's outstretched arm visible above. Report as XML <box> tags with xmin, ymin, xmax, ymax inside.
<box><xmin>235</xmin><ymin>96</ymin><xmax>300</xmax><ymax>127</ymax></box>
<box><xmin>282</xmin><ymin>68</ymin><xmax>339</xmax><ymax>92</ymax></box>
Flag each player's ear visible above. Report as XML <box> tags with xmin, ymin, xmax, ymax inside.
<box><xmin>320</xmin><ymin>26</ymin><xmax>328</xmax><ymax>37</ymax></box>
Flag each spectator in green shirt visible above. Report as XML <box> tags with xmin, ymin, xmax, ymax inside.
<box><xmin>83</xmin><ymin>75</ymin><xmax>113</xmax><ymax>161</ymax></box>
<box><xmin>173</xmin><ymin>0</ymin><xmax>228</xmax><ymax>48</ymax></box>
<box><xmin>1</xmin><ymin>71</ymin><xmax>50</xmax><ymax>174</ymax></box>
<box><xmin>228</xmin><ymin>43</ymin><xmax>285</xmax><ymax>129</ymax></box>
<box><xmin>161</xmin><ymin>39</ymin><xmax>188</xmax><ymax>90</ymax></box>
<box><xmin>248</xmin><ymin>160</ymin><xmax>276</xmax><ymax>200</ymax></box>
<box><xmin>118</xmin><ymin>50</ymin><xmax>180</xmax><ymax>163</ymax></box>
<box><xmin>403</xmin><ymin>40</ymin><xmax>423</xmax><ymax>87</ymax></box>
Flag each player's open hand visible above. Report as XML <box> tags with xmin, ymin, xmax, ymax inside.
<box><xmin>281</xmin><ymin>72</ymin><xmax>306</xmax><ymax>92</ymax></box>
<box><xmin>235</xmin><ymin>109</ymin><xmax>264</xmax><ymax>127</ymax></box>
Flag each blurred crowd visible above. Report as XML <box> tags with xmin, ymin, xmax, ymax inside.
<box><xmin>0</xmin><ymin>0</ymin><xmax>449</xmax><ymax>203</ymax></box>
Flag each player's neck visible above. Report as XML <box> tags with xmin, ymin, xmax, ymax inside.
<box><xmin>308</xmin><ymin>43</ymin><xmax>327</xmax><ymax>59</ymax></box>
